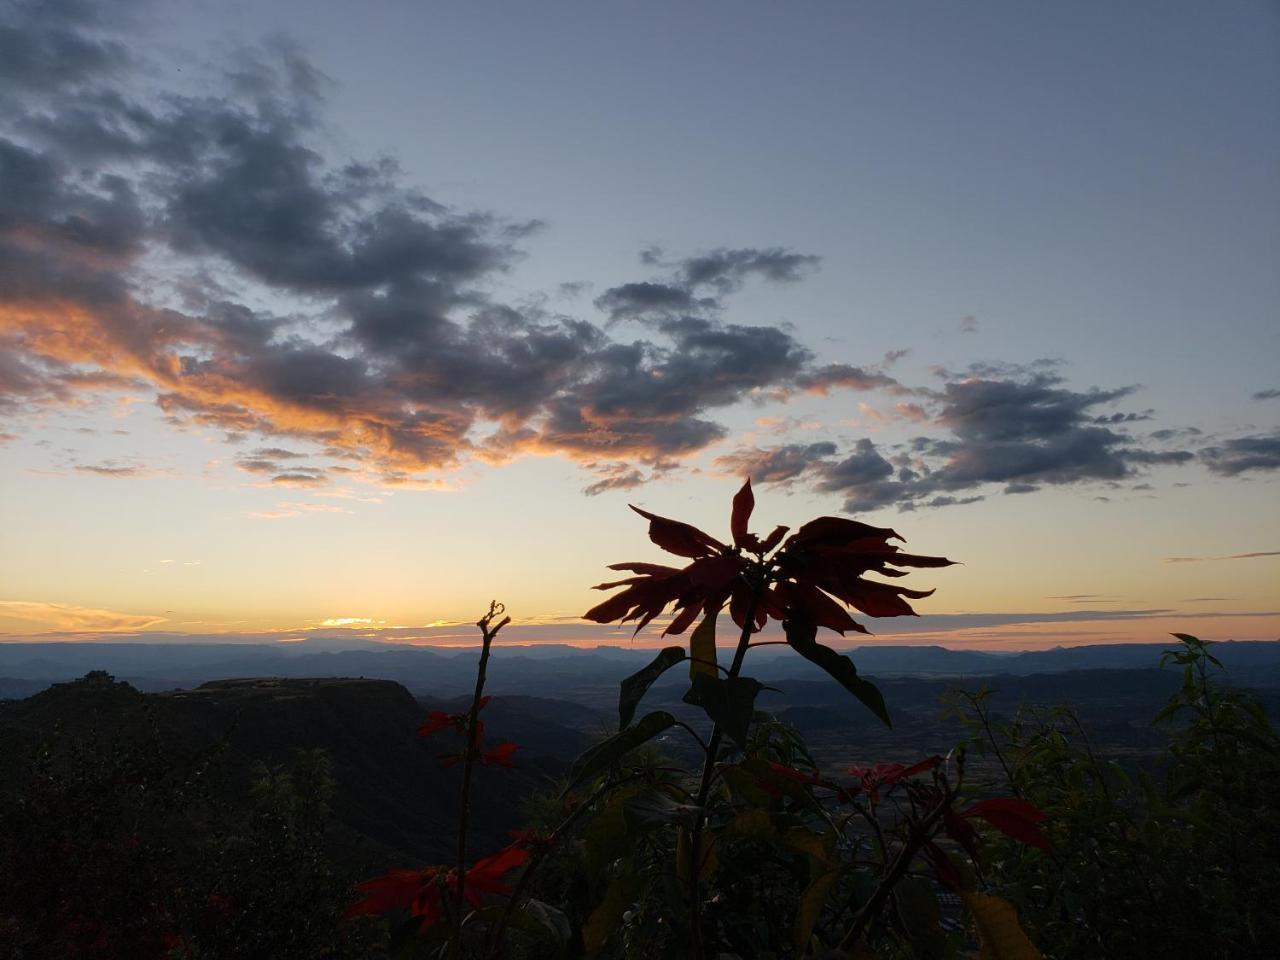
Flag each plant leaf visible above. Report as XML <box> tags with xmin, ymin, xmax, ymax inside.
<box><xmin>731</xmin><ymin>478</ymin><xmax>754</xmax><ymax>547</ymax></box>
<box><xmin>688</xmin><ymin>610</ymin><xmax>718</xmax><ymax>679</ymax></box>
<box><xmin>517</xmin><ymin>899</ymin><xmax>571</xmax><ymax>945</ymax></box>
<box><xmin>962</xmin><ymin>798</ymin><xmax>1051</xmax><ymax>850</ymax></box>
<box><xmin>629</xmin><ymin>504</ymin><xmax>725</xmax><ymax>558</ymax></box>
<box><xmin>583</xmin><ymin>873</ymin><xmax>637</xmax><ymax>957</ymax></box>
<box><xmin>682</xmin><ymin>673</ymin><xmax>765</xmax><ymax>747</ymax></box>
<box><xmin>623</xmin><ymin>790</ymin><xmax>703</xmax><ymax>832</ymax></box>
<box><xmin>962</xmin><ymin>893</ymin><xmax>1044</xmax><ymax>960</ymax></box>
<box><xmin>618</xmin><ymin>646</ymin><xmax>686</xmax><ymax>729</ymax></box>
<box><xmin>794</xmin><ymin>869</ymin><xmax>839</xmax><ymax>952</ymax></box>
<box><xmin>896</xmin><ymin>877</ymin><xmax>949</xmax><ymax>960</ymax></box>
<box><xmin>565</xmin><ymin>711</ymin><xmax>677</xmax><ymax>794</ymax></box>
<box><xmin>783</xmin><ymin>616</ymin><xmax>890</xmax><ymax>726</ymax></box>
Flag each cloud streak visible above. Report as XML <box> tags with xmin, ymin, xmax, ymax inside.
<box><xmin>0</xmin><ymin>600</ymin><xmax>166</xmax><ymax>632</ymax></box>
<box><xmin>1164</xmin><ymin>551</ymin><xmax>1280</xmax><ymax>564</ymax></box>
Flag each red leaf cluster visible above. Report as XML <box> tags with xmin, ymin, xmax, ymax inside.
<box><xmin>419</xmin><ymin>697</ymin><xmax>518</xmax><ymax>769</ymax></box>
<box><xmin>346</xmin><ymin>844</ymin><xmax>530</xmax><ymax>931</ymax></box>
<box><xmin>847</xmin><ymin>756</ymin><xmax>941</xmax><ymax>801</ymax></box>
<box><xmin>583</xmin><ymin>479</ymin><xmax>953</xmax><ymax>638</ymax></box>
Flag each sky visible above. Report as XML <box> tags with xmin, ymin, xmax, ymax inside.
<box><xmin>1</xmin><ymin>0</ymin><xmax>1277</xmax><ymax>650</ymax></box>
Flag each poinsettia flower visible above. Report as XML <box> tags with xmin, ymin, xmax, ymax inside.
<box><xmin>584</xmin><ymin>478</ymin><xmax>953</xmax><ymax>638</ymax></box>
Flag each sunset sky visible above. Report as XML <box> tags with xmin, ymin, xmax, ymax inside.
<box><xmin>1</xmin><ymin>0</ymin><xmax>1276</xmax><ymax>649</ymax></box>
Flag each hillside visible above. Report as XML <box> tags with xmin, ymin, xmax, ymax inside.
<box><xmin>0</xmin><ymin>674</ymin><xmax>596</xmax><ymax>868</ymax></box>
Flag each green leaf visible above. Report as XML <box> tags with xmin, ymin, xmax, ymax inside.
<box><xmin>618</xmin><ymin>646</ymin><xmax>686</xmax><ymax>729</ymax></box>
<box><xmin>782</xmin><ymin>617</ymin><xmax>891</xmax><ymax>727</ymax></box>
<box><xmin>895</xmin><ymin>877</ymin><xmax>948</xmax><ymax>960</ymax></box>
<box><xmin>565</xmin><ymin>711</ymin><xmax>677</xmax><ymax>794</ymax></box>
<box><xmin>521</xmin><ymin>898</ymin><xmax>571</xmax><ymax>945</ymax></box>
<box><xmin>682</xmin><ymin>673</ymin><xmax>764</xmax><ymax>747</ymax></box>
<box><xmin>794</xmin><ymin>868</ymin><xmax>839</xmax><ymax>952</ymax></box>
<box><xmin>623</xmin><ymin>789</ymin><xmax>703</xmax><ymax>831</ymax></box>
<box><xmin>962</xmin><ymin>892</ymin><xmax>1043</xmax><ymax>959</ymax></box>
<box><xmin>583</xmin><ymin>873</ymin><xmax>638</xmax><ymax>957</ymax></box>
<box><xmin>688</xmin><ymin>611</ymin><xmax>718</xmax><ymax>679</ymax></box>
<box><xmin>583</xmin><ymin>792</ymin><xmax>632</xmax><ymax>881</ymax></box>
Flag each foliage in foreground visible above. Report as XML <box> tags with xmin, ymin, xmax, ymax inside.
<box><xmin>1</xmin><ymin>487</ymin><xmax>1274</xmax><ymax>960</ymax></box>
<box><xmin>353</xmin><ymin>483</ymin><xmax>1050</xmax><ymax>959</ymax></box>
<box><xmin>954</xmin><ymin>634</ymin><xmax>1280</xmax><ymax>960</ymax></box>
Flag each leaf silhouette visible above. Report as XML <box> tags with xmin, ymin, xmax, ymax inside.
<box><xmin>618</xmin><ymin>646</ymin><xmax>685</xmax><ymax>729</ymax></box>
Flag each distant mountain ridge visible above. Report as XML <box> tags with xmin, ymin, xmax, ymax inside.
<box><xmin>2</xmin><ymin>639</ymin><xmax>1278</xmax><ymax>700</ymax></box>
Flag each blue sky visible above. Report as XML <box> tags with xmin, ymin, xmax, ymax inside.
<box><xmin>0</xmin><ymin>0</ymin><xmax>1276</xmax><ymax>645</ymax></box>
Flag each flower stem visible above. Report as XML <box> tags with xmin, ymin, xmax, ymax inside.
<box><xmin>836</xmin><ymin>794</ymin><xmax>949</xmax><ymax>952</ymax></box>
<box><xmin>452</xmin><ymin>603</ymin><xmax>509</xmax><ymax>956</ymax></box>
<box><xmin>688</xmin><ymin>586</ymin><xmax>759</xmax><ymax>958</ymax></box>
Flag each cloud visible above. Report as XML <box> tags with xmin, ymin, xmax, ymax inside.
<box><xmin>715</xmin><ymin>441</ymin><xmax>838</xmax><ymax>484</ymax></box>
<box><xmin>1252</xmin><ymin>388</ymin><xmax>1280</xmax><ymax>401</ymax></box>
<box><xmin>1199</xmin><ymin>433</ymin><xmax>1280</xmax><ymax>476</ymax></box>
<box><xmin>247</xmin><ymin>500</ymin><xmax>352</xmax><ymax>519</ymax></box>
<box><xmin>0</xmin><ymin>599</ymin><xmax>166</xmax><ymax>633</ymax></box>
<box><xmin>591</xmin><ymin>246</ymin><xmax>818</xmax><ymax>324</ymax></box>
<box><xmin>739</xmin><ymin>367</ymin><xmax>1199</xmax><ymax>511</ymax></box>
<box><xmin>795</xmin><ymin>363</ymin><xmax>917</xmax><ymax>397</ymax></box>
<box><xmin>1164</xmin><ymin>551</ymin><xmax>1280</xmax><ymax>564</ymax></box>
<box><xmin>959</xmin><ymin>315</ymin><xmax>978</xmax><ymax>334</ymax></box>
<box><xmin>0</xmin><ymin>3</ymin><xmax>1266</xmax><ymax>512</ymax></box>
<box><xmin>73</xmin><ymin>459</ymin><xmax>164</xmax><ymax>478</ymax></box>
<box><xmin>0</xmin><ymin>3</ymin><xmax>828</xmax><ymax>491</ymax></box>
<box><xmin>581</xmin><ymin>465</ymin><xmax>649</xmax><ymax>496</ymax></box>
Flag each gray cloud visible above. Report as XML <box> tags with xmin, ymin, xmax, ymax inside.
<box><xmin>0</xmin><ymin>3</ymin><xmax>831</xmax><ymax>487</ymax></box>
<box><xmin>593</xmin><ymin>246</ymin><xmax>819</xmax><ymax>323</ymax></box>
<box><xmin>714</xmin><ymin>441</ymin><xmax>838</xmax><ymax>483</ymax></box>
<box><xmin>740</xmin><ymin>368</ymin><xmax>1200</xmax><ymax>511</ymax></box>
<box><xmin>1199</xmin><ymin>433</ymin><xmax>1280</xmax><ymax>476</ymax></box>
<box><xmin>1165</xmin><ymin>551</ymin><xmax>1280</xmax><ymax>564</ymax></box>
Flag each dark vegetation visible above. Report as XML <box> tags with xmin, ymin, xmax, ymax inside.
<box><xmin>1</xmin><ymin>485</ymin><xmax>1277</xmax><ymax>958</ymax></box>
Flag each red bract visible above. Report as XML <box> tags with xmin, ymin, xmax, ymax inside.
<box><xmin>346</xmin><ymin>868</ymin><xmax>447</xmax><ymax>924</ymax></box>
<box><xmin>583</xmin><ymin>478</ymin><xmax>953</xmax><ymax>637</ymax></box>
<box><xmin>417</xmin><ymin>711</ymin><xmax>454</xmax><ymax>737</ymax></box>
<box><xmin>767</xmin><ymin>761</ymin><xmax>826</xmax><ymax>786</ymax></box>
<box><xmin>847</xmin><ymin>756</ymin><xmax>941</xmax><ymax>800</ymax></box>
<box><xmin>961</xmin><ymin>797</ymin><xmax>1051</xmax><ymax>850</ymax></box>
<box><xmin>417</xmin><ymin>697</ymin><xmax>491</xmax><ymax>739</ymax></box>
<box><xmin>346</xmin><ymin>844</ymin><xmax>530</xmax><ymax>931</ymax></box>
<box><xmin>480</xmin><ymin>742</ymin><xmax>519</xmax><ymax>767</ymax></box>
